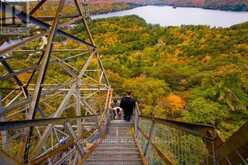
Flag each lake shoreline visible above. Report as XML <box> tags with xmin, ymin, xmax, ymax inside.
<box><xmin>92</xmin><ymin>4</ymin><xmax>248</xmax><ymax>17</ymax></box>
<box><xmin>147</xmin><ymin>4</ymin><xmax>248</xmax><ymax>12</ymax></box>
<box><xmin>92</xmin><ymin>6</ymin><xmax>248</xmax><ymax>28</ymax></box>
<box><xmin>92</xmin><ymin>3</ymin><xmax>248</xmax><ymax>16</ymax></box>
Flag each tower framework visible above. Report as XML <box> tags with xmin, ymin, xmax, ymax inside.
<box><xmin>0</xmin><ymin>0</ymin><xmax>112</xmax><ymax>164</ymax></box>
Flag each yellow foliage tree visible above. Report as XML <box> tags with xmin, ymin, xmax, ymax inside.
<box><xmin>166</xmin><ymin>94</ymin><xmax>186</xmax><ymax>110</ymax></box>
<box><xmin>157</xmin><ymin>93</ymin><xmax>185</xmax><ymax>117</ymax></box>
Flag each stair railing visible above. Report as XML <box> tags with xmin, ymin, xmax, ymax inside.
<box><xmin>209</xmin><ymin>121</ymin><xmax>248</xmax><ymax>165</ymax></box>
<box><xmin>134</xmin><ymin>105</ymin><xmax>223</xmax><ymax>165</ymax></box>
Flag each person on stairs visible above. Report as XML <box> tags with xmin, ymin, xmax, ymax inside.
<box><xmin>112</xmin><ymin>106</ymin><xmax>123</xmax><ymax>120</ymax></box>
<box><xmin>120</xmin><ymin>91</ymin><xmax>136</xmax><ymax>122</ymax></box>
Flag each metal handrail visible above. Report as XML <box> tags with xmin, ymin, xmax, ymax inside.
<box><xmin>138</xmin><ymin>126</ymin><xmax>176</xmax><ymax>165</ymax></box>
<box><xmin>31</xmin><ymin>110</ymin><xmax>111</xmax><ymax>164</ymax></box>
<box><xmin>134</xmin><ymin>107</ymin><xmax>223</xmax><ymax>165</ymax></box>
<box><xmin>208</xmin><ymin>121</ymin><xmax>248</xmax><ymax>165</ymax></box>
<box><xmin>139</xmin><ymin>115</ymin><xmax>218</xmax><ymax>140</ymax></box>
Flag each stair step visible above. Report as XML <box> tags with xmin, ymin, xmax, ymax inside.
<box><xmin>95</xmin><ymin>148</ymin><xmax>139</xmax><ymax>152</ymax></box>
<box><xmin>108</xmin><ymin>131</ymin><xmax>131</xmax><ymax>134</ymax></box>
<box><xmin>100</xmin><ymin>143</ymin><xmax>135</xmax><ymax>145</ymax></box>
<box><xmin>107</xmin><ymin>131</ymin><xmax>131</xmax><ymax>133</ymax></box>
<box><xmin>107</xmin><ymin>134</ymin><xmax>132</xmax><ymax>137</ymax></box>
<box><xmin>101</xmin><ymin>140</ymin><xmax>135</xmax><ymax>144</ymax></box>
<box><xmin>101</xmin><ymin>138</ymin><xmax>134</xmax><ymax>141</ymax></box>
<box><xmin>99</xmin><ymin>138</ymin><xmax>133</xmax><ymax>141</ymax></box>
<box><xmin>97</xmin><ymin>144</ymin><xmax>136</xmax><ymax>147</ymax></box>
<box><xmin>96</xmin><ymin>147</ymin><xmax>137</xmax><ymax>150</ymax></box>
<box><xmin>99</xmin><ymin>141</ymin><xmax>135</xmax><ymax>144</ymax></box>
<box><xmin>108</xmin><ymin>130</ymin><xmax>131</xmax><ymax>132</ymax></box>
<box><xmin>84</xmin><ymin>160</ymin><xmax>142</xmax><ymax>165</ymax></box>
<box><xmin>102</xmin><ymin>137</ymin><xmax>134</xmax><ymax>140</ymax></box>
<box><xmin>109</xmin><ymin>128</ymin><xmax>132</xmax><ymax>130</ymax></box>
<box><xmin>108</xmin><ymin>129</ymin><xmax>131</xmax><ymax>131</ymax></box>
<box><xmin>107</xmin><ymin>135</ymin><xmax>132</xmax><ymax>137</ymax></box>
<box><xmin>86</xmin><ymin>157</ymin><xmax>141</xmax><ymax>162</ymax></box>
<box><xmin>109</xmin><ymin>126</ymin><xmax>132</xmax><ymax>128</ymax></box>
<box><xmin>96</xmin><ymin>148</ymin><xmax>138</xmax><ymax>151</ymax></box>
<box><xmin>110</xmin><ymin>120</ymin><xmax>133</xmax><ymax>124</ymax></box>
<box><xmin>109</xmin><ymin>127</ymin><xmax>132</xmax><ymax>129</ymax></box>
<box><xmin>89</xmin><ymin>153</ymin><xmax>140</xmax><ymax>158</ymax></box>
<box><xmin>108</xmin><ymin>131</ymin><xmax>131</xmax><ymax>133</ymax></box>
<box><xmin>92</xmin><ymin>151</ymin><xmax>140</xmax><ymax>155</ymax></box>
<box><xmin>102</xmin><ymin>139</ymin><xmax>134</xmax><ymax>142</ymax></box>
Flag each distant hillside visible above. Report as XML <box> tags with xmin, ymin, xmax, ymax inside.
<box><xmin>93</xmin><ymin>0</ymin><xmax>248</xmax><ymax>11</ymax></box>
<box><xmin>163</xmin><ymin>0</ymin><xmax>248</xmax><ymax>11</ymax></box>
<box><xmin>27</xmin><ymin>0</ymin><xmax>248</xmax><ymax>18</ymax></box>
<box><xmin>203</xmin><ymin>0</ymin><xmax>248</xmax><ymax>11</ymax></box>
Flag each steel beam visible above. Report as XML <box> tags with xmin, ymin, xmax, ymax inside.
<box><xmin>27</xmin><ymin>0</ymin><xmax>65</xmax><ymax>119</ymax></box>
<box><xmin>65</xmin><ymin>122</ymin><xmax>84</xmax><ymax>157</ymax></box>
<box><xmin>1</xmin><ymin>15</ymin><xmax>81</xmax><ymax>22</ymax></box>
<box><xmin>0</xmin><ymin>33</ymin><xmax>45</xmax><ymax>56</ymax></box>
<box><xmin>96</xmin><ymin>53</ymin><xmax>110</xmax><ymax>86</ymax></box>
<box><xmin>24</xmin><ymin>0</ymin><xmax>66</xmax><ymax>162</ymax></box>
<box><xmin>53</xmin><ymin>56</ymin><xmax>78</xmax><ymax>77</ymax></box>
<box><xmin>2</xmin><ymin>2</ymin><xmax>95</xmax><ymax>48</ymax></box>
<box><xmin>2</xmin><ymin>86</ymin><xmax>66</xmax><ymax>116</ymax></box>
<box><xmin>0</xmin><ymin>97</ymin><xmax>8</xmax><ymax>152</ymax></box>
<box><xmin>0</xmin><ymin>56</ymin><xmax>13</xmax><ymax>62</ymax></box>
<box><xmin>75</xmin><ymin>79</ymin><xmax>82</xmax><ymax>137</ymax></box>
<box><xmin>74</xmin><ymin>0</ymin><xmax>95</xmax><ymax>46</ymax></box>
<box><xmin>0</xmin><ymin>57</ymin><xmax>29</xmax><ymax>100</ymax></box>
<box><xmin>0</xmin><ymin>15</ymin><xmax>84</xmax><ymax>56</ymax></box>
<box><xmin>0</xmin><ymin>65</ymin><xmax>38</xmax><ymax>81</ymax></box>
<box><xmin>0</xmin><ymin>115</ymin><xmax>98</xmax><ymax>131</ymax></box>
<box><xmin>31</xmin><ymin>137</ymin><xmax>76</xmax><ymax>164</ymax></box>
<box><xmin>73</xmin><ymin>0</ymin><xmax>111</xmax><ymax>91</ymax></box>
<box><xmin>29</xmin><ymin>0</ymin><xmax>48</xmax><ymax>15</ymax></box>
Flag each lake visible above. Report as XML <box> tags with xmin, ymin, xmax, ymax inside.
<box><xmin>93</xmin><ymin>5</ymin><xmax>248</xmax><ymax>27</ymax></box>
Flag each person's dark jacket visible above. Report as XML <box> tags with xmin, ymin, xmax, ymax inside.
<box><xmin>120</xmin><ymin>96</ymin><xmax>136</xmax><ymax>114</ymax></box>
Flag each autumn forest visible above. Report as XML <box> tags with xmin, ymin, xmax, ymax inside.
<box><xmin>66</xmin><ymin>16</ymin><xmax>248</xmax><ymax>139</ymax></box>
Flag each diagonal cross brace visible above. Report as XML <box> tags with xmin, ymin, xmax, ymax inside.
<box><xmin>1</xmin><ymin>2</ymin><xmax>95</xmax><ymax>48</ymax></box>
<box><xmin>65</xmin><ymin>122</ymin><xmax>85</xmax><ymax>157</ymax></box>
<box><xmin>23</xmin><ymin>0</ymin><xmax>65</xmax><ymax>163</ymax></box>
